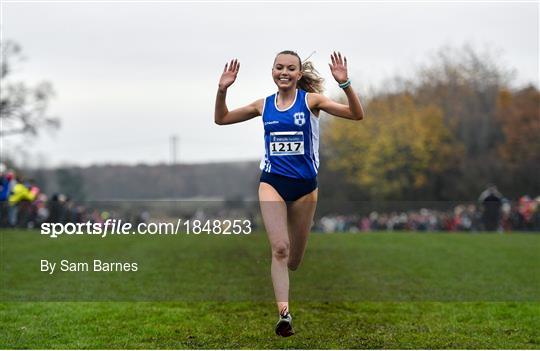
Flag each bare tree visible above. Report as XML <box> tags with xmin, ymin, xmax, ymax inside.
<box><xmin>413</xmin><ymin>43</ymin><xmax>514</xmax><ymax>157</ymax></box>
<box><xmin>0</xmin><ymin>40</ymin><xmax>60</xmax><ymax>137</ymax></box>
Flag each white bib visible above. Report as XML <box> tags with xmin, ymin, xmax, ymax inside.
<box><xmin>269</xmin><ymin>131</ymin><xmax>304</xmax><ymax>156</ymax></box>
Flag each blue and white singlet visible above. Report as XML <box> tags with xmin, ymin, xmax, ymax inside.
<box><xmin>259</xmin><ymin>89</ymin><xmax>320</xmax><ymax>179</ymax></box>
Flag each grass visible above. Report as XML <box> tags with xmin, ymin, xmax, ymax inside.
<box><xmin>1</xmin><ymin>229</ymin><xmax>539</xmax><ymax>348</ymax></box>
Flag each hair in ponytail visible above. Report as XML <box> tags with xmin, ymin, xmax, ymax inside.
<box><xmin>275</xmin><ymin>50</ymin><xmax>325</xmax><ymax>94</ymax></box>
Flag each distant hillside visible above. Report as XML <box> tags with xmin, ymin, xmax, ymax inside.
<box><xmin>27</xmin><ymin>161</ymin><xmax>261</xmax><ymax>201</ymax></box>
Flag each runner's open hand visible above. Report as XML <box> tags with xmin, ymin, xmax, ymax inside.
<box><xmin>219</xmin><ymin>59</ymin><xmax>240</xmax><ymax>91</ymax></box>
<box><xmin>329</xmin><ymin>52</ymin><xmax>348</xmax><ymax>84</ymax></box>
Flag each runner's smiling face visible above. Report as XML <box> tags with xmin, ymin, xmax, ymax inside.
<box><xmin>272</xmin><ymin>54</ymin><xmax>302</xmax><ymax>90</ymax></box>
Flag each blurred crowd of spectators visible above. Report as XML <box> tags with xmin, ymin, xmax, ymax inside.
<box><xmin>2</xmin><ymin>164</ymin><xmax>539</xmax><ymax>232</ymax></box>
<box><xmin>315</xmin><ymin>187</ymin><xmax>540</xmax><ymax>233</ymax></box>
<box><xmin>0</xmin><ymin>164</ymin><xmax>145</xmax><ymax>229</ymax></box>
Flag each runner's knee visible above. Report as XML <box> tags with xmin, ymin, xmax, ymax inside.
<box><xmin>287</xmin><ymin>259</ymin><xmax>301</xmax><ymax>271</ymax></box>
<box><xmin>272</xmin><ymin>241</ymin><xmax>290</xmax><ymax>260</ymax></box>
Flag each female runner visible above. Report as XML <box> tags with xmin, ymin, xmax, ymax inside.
<box><xmin>214</xmin><ymin>50</ymin><xmax>364</xmax><ymax>337</ymax></box>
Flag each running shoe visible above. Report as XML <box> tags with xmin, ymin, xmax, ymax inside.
<box><xmin>275</xmin><ymin>312</ymin><xmax>294</xmax><ymax>337</ymax></box>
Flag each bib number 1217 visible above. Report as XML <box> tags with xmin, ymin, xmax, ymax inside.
<box><xmin>269</xmin><ymin>131</ymin><xmax>304</xmax><ymax>156</ymax></box>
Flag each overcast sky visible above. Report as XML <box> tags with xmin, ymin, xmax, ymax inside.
<box><xmin>2</xmin><ymin>1</ymin><xmax>538</xmax><ymax>168</ymax></box>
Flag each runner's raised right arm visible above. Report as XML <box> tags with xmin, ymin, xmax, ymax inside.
<box><xmin>215</xmin><ymin>59</ymin><xmax>262</xmax><ymax>125</ymax></box>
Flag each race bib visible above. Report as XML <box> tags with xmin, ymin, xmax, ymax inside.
<box><xmin>269</xmin><ymin>131</ymin><xmax>304</xmax><ymax>156</ymax></box>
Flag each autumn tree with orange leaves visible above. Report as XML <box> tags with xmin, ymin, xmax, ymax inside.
<box><xmin>496</xmin><ymin>86</ymin><xmax>540</xmax><ymax>196</ymax></box>
<box><xmin>320</xmin><ymin>44</ymin><xmax>538</xmax><ymax>201</ymax></box>
<box><xmin>324</xmin><ymin>93</ymin><xmax>462</xmax><ymax>200</ymax></box>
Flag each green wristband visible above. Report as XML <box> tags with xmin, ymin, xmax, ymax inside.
<box><xmin>339</xmin><ymin>79</ymin><xmax>351</xmax><ymax>89</ymax></box>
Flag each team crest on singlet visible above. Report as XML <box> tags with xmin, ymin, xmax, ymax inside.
<box><xmin>293</xmin><ymin>112</ymin><xmax>306</xmax><ymax>127</ymax></box>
